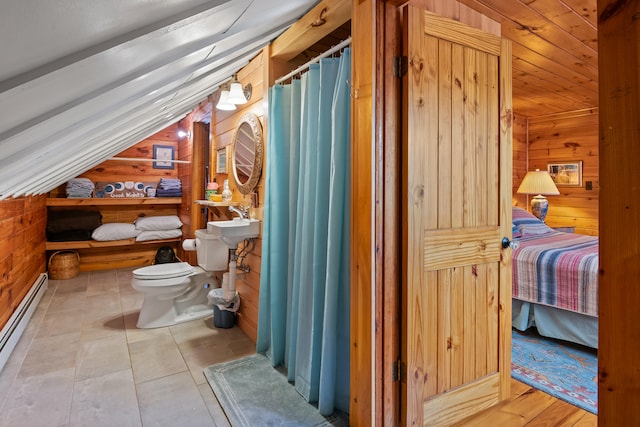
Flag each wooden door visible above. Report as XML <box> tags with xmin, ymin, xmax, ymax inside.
<box><xmin>402</xmin><ymin>7</ymin><xmax>513</xmax><ymax>426</ymax></box>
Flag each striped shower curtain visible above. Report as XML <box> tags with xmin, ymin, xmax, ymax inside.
<box><xmin>257</xmin><ymin>48</ymin><xmax>351</xmax><ymax>416</ymax></box>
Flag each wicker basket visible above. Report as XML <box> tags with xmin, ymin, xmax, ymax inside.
<box><xmin>48</xmin><ymin>250</ymin><xmax>80</xmax><ymax>280</ymax></box>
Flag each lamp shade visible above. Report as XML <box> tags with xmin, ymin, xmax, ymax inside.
<box><xmin>227</xmin><ymin>82</ymin><xmax>248</xmax><ymax>104</ymax></box>
<box><xmin>517</xmin><ymin>169</ymin><xmax>560</xmax><ymax>195</ymax></box>
<box><xmin>216</xmin><ymin>90</ymin><xmax>236</xmax><ymax>111</ymax></box>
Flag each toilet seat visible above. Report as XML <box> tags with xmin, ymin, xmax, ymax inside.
<box><xmin>133</xmin><ymin>262</ymin><xmax>194</xmax><ymax>280</ymax></box>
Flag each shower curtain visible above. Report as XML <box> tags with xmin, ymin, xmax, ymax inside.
<box><xmin>257</xmin><ymin>48</ymin><xmax>351</xmax><ymax>416</ymax></box>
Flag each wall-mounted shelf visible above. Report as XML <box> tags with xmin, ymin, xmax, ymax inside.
<box><xmin>195</xmin><ymin>200</ymin><xmax>240</xmax><ymax>207</ymax></box>
<box><xmin>46</xmin><ymin>197</ymin><xmax>182</xmax><ymax>206</ymax></box>
<box><xmin>45</xmin><ymin>237</ymin><xmax>181</xmax><ymax>251</ymax></box>
<box><xmin>45</xmin><ymin>197</ymin><xmax>184</xmax><ymax>271</ymax></box>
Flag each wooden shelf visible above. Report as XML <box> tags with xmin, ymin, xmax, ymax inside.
<box><xmin>46</xmin><ymin>197</ymin><xmax>182</xmax><ymax>206</ymax></box>
<box><xmin>46</xmin><ymin>237</ymin><xmax>181</xmax><ymax>251</ymax></box>
<box><xmin>195</xmin><ymin>200</ymin><xmax>239</xmax><ymax>207</ymax></box>
<box><xmin>45</xmin><ymin>196</ymin><xmax>183</xmax><ymax>271</ymax></box>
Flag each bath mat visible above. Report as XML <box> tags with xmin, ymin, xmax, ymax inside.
<box><xmin>511</xmin><ymin>329</ymin><xmax>598</xmax><ymax>414</ymax></box>
<box><xmin>204</xmin><ymin>353</ymin><xmax>347</xmax><ymax>426</ymax></box>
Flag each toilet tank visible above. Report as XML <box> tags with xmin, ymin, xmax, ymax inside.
<box><xmin>194</xmin><ymin>229</ymin><xmax>229</xmax><ymax>271</ymax></box>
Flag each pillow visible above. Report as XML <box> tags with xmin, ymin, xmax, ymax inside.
<box><xmin>134</xmin><ymin>215</ymin><xmax>183</xmax><ymax>231</ymax></box>
<box><xmin>519</xmin><ymin>222</ymin><xmax>552</xmax><ymax>235</ymax></box>
<box><xmin>512</xmin><ymin>223</ymin><xmax>522</xmax><ymax>239</ymax></box>
<box><xmin>135</xmin><ymin>229</ymin><xmax>183</xmax><ymax>242</ymax></box>
<box><xmin>512</xmin><ymin>207</ymin><xmax>553</xmax><ymax>235</ymax></box>
<box><xmin>512</xmin><ymin>206</ymin><xmax>540</xmax><ymax>226</ymax></box>
<box><xmin>92</xmin><ymin>223</ymin><xmax>140</xmax><ymax>241</ymax></box>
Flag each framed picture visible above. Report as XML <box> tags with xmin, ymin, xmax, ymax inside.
<box><xmin>216</xmin><ymin>147</ymin><xmax>227</xmax><ymax>174</ymax></box>
<box><xmin>547</xmin><ymin>161</ymin><xmax>582</xmax><ymax>187</ymax></box>
<box><xmin>153</xmin><ymin>145</ymin><xmax>175</xmax><ymax>169</ymax></box>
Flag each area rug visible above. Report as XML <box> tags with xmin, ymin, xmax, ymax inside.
<box><xmin>204</xmin><ymin>353</ymin><xmax>347</xmax><ymax>426</ymax></box>
<box><xmin>511</xmin><ymin>329</ymin><xmax>598</xmax><ymax>414</ymax></box>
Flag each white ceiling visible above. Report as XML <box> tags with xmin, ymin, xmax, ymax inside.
<box><xmin>0</xmin><ymin>0</ymin><xmax>320</xmax><ymax>198</ymax></box>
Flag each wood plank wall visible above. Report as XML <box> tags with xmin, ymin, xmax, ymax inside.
<box><xmin>598</xmin><ymin>0</ymin><xmax>640</xmax><ymax>422</ymax></box>
<box><xmin>48</xmin><ymin>124</ymin><xmax>185</xmax><ymax>270</ymax></box>
<box><xmin>178</xmin><ymin>113</ymin><xmax>196</xmax><ymax>266</ymax></box>
<box><xmin>210</xmin><ymin>49</ymin><xmax>267</xmax><ymax>342</ymax></box>
<box><xmin>512</xmin><ymin>114</ymin><xmax>528</xmax><ymax>208</ymax></box>
<box><xmin>351</xmin><ymin>0</ymin><xmax>373</xmax><ymax>424</ymax></box>
<box><xmin>0</xmin><ymin>195</ymin><xmax>47</xmax><ymax>330</ymax></box>
<box><xmin>176</xmin><ymin>103</ymin><xmax>211</xmax><ymax>266</ymax></box>
<box><xmin>57</xmin><ymin>124</ymin><xmax>180</xmax><ymax>190</ymax></box>
<box><xmin>525</xmin><ymin>109</ymin><xmax>599</xmax><ymax>235</ymax></box>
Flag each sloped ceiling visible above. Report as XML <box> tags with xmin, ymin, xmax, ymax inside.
<box><xmin>0</xmin><ymin>0</ymin><xmax>600</xmax><ymax>199</ymax></box>
<box><xmin>459</xmin><ymin>0</ymin><xmax>598</xmax><ymax>118</ymax></box>
<box><xmin>0</xmin><ymin>0</ymin><xmax>320</xmax><ymax>199</ymax></box>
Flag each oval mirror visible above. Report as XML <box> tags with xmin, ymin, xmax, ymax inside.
<box><xmin>231</xmin><ymin>113</ymin><xmax>263</xmax><ymax>194</ymax></box>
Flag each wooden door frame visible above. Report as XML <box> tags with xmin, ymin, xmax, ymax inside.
<box><xmin>354</xmin><ymin>1</ymin><xmax>505</xmax><ymax>424</ymax></box>
<box><xmin>376</xmin><ymin>2</ymin><xmax>403</xmax><ymax>426</ymax></box>
<box><xmin>598</xmin><ymin>0</ymin><xmax>640</xmax><ymax>424</ymax></box>
<box><xmin>367</xmin><ymin>1</ymin><xmax>506</xmax><ymax>424</ymax></box>
<box><xmin>350</xmin><ymin>0</ymin><xmax>403</xmax><ymax>424</ymax></box>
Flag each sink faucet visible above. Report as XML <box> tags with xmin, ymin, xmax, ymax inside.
<box><xmin>229</xmin><ymin>205</ymin><xmax>247</xmax><ymax>219</ymax></box>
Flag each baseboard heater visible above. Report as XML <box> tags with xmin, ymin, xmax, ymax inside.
<box><xmin>0</xmin><ymin>273</ymin><xmax>48</xmax><ymax>372</ymax></box>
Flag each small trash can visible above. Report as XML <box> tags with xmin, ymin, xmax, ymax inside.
<box><xmin>213</xmin><ymin>304</ymin><xmax>236</xmax><ymax>329</ymax></box>
<box><xmin>208</xmin><ymin>288</ymin><xmax>239</xmax><ymax>329</ymax></box>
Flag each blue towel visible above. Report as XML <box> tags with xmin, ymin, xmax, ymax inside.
<box><xmin>156</xmin><ymin>189</ymin><xmax>182</xmax><ymax>197</ymax></box>
<box><xmin>158</xmin><ymin>178</ymin><xmax>182</xmax><ymax>191</ymax></box>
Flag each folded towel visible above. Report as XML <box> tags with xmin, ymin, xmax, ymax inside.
<box><xmin>66</xmin><ymin>178</ymin><xmax>95</xmax><ymax>198</ymax></box>
<box><xmin>158</xmin><ymin>178</ymin><xmax>182</xmax><ymax>191</ymax></box>
<box><xmin>156</xmin><ymin>189</ymin><xmax>182</xmax><ymax>197</ymax></box>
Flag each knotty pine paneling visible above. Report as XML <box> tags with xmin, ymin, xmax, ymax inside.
<box><xmin>47</xmin><ymin>122</ymin><xmax>189</xmax><ymax>271</ymax></box>
<box><xmin>0</xmin><ymin>195</ymin><xmax>47</xmax><ymax>331</ymax></box>
<box><xmin>176</xmin><ymin>109</ymin><xmax>211</xmax><ymax>266</ymax></box>
<box><xmin>81</xmin><ymin>125</ymin><xmax>180</xmax><ymax>184</ymax></box>
<box><xmin>512</xmin><ymin>114</ymin><xmax>528</xmax><ymax>208</ymax></box>
<box><xmin>49</xmin><ymin>124</ymin><xmax>181</xmax><ymax>198</ymax></box>
<box><xmin>210</xmin><ymin>48</ymin><xmax>267</xmax><ymax>341</ymax></box>
<box><xmin>598</xmin><ymin>1</ymin><xmax>640</xmax><ymax>422</ymax></box>
<box><xmin>457</xmin><ymin>0</ymin><xmax>599</xmax><ymax>118</ymax></box>
<box><xmin>351</xmin><ymin>0</ymin><xmax>373</xmax><ymax>423</ymax></box>
<box><xmin>527</xmin><ymin>109</ymin><xmax>599</xmax><ymax>235</ymax></box>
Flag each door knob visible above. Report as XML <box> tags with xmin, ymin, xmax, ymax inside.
<box><xmin>501</xmin><ymin>237</ymin><xmax>519</xmax><ymax>250</ymax></box>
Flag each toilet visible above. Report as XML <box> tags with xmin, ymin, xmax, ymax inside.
<box><xmin>131</xmin><ymin>229</ymin><xmax>229</xmax><ymax>328</ymax></box>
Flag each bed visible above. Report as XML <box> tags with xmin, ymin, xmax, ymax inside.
<box><xmin>511</xmin><ymin>207</ymin><xmax>599</xmax><ymax>348</ymax></box>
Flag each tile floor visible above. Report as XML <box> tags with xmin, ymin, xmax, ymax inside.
<box><xmin>0</xmin><ymin>269</ymin><xmax>255</xmax><ymax>427</ymax></box>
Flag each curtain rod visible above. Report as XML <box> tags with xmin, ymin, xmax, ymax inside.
<box><xmin>274</xmin><ymin>36</ymin><xmax>352</xmax><ymax>85</ymax></box>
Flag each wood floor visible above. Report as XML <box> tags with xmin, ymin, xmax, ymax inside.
<box><xmin>453</xmin><ymin>378</ymin><xmax>597</xmax><ymax>426</ymax></box>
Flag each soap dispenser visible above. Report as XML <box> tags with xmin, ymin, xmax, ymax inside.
<box><xmin>221</xmin><ymin>179</ymin><xmax>232</xmax><ymax>202</ymax></box>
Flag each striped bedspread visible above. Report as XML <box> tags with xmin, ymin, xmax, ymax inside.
<box><xmin>512</xmin><ymin>227</ymin><xmax>599</xmax><ymax>317</ymax></box>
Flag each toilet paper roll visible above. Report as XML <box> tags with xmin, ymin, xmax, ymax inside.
<box><xmin>182</xmin><ymin>238</ymin><xmax>196</xmax><ymax>251</ymax></box>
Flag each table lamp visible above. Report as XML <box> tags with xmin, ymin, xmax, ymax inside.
<box><xmin>517</xmin><ymin>169</ymin><xmax>560</xmax><ymax>222</ymax></box>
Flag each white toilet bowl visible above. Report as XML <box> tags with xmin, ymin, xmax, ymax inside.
<box><xmin>131</xmin><ymin>262</ymin><xmax>217</xmax><ymax>328</ymax></box>
<box><xmin>131</xmin><ymin>230</ymin><xmax>230</xmax><ymax>328</ymax></box>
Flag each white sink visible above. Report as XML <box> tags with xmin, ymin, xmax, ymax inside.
<box><xmin>206</xmin><ymin>218</ymin><xmax>260</xmax><ymax>248</ymax></box>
